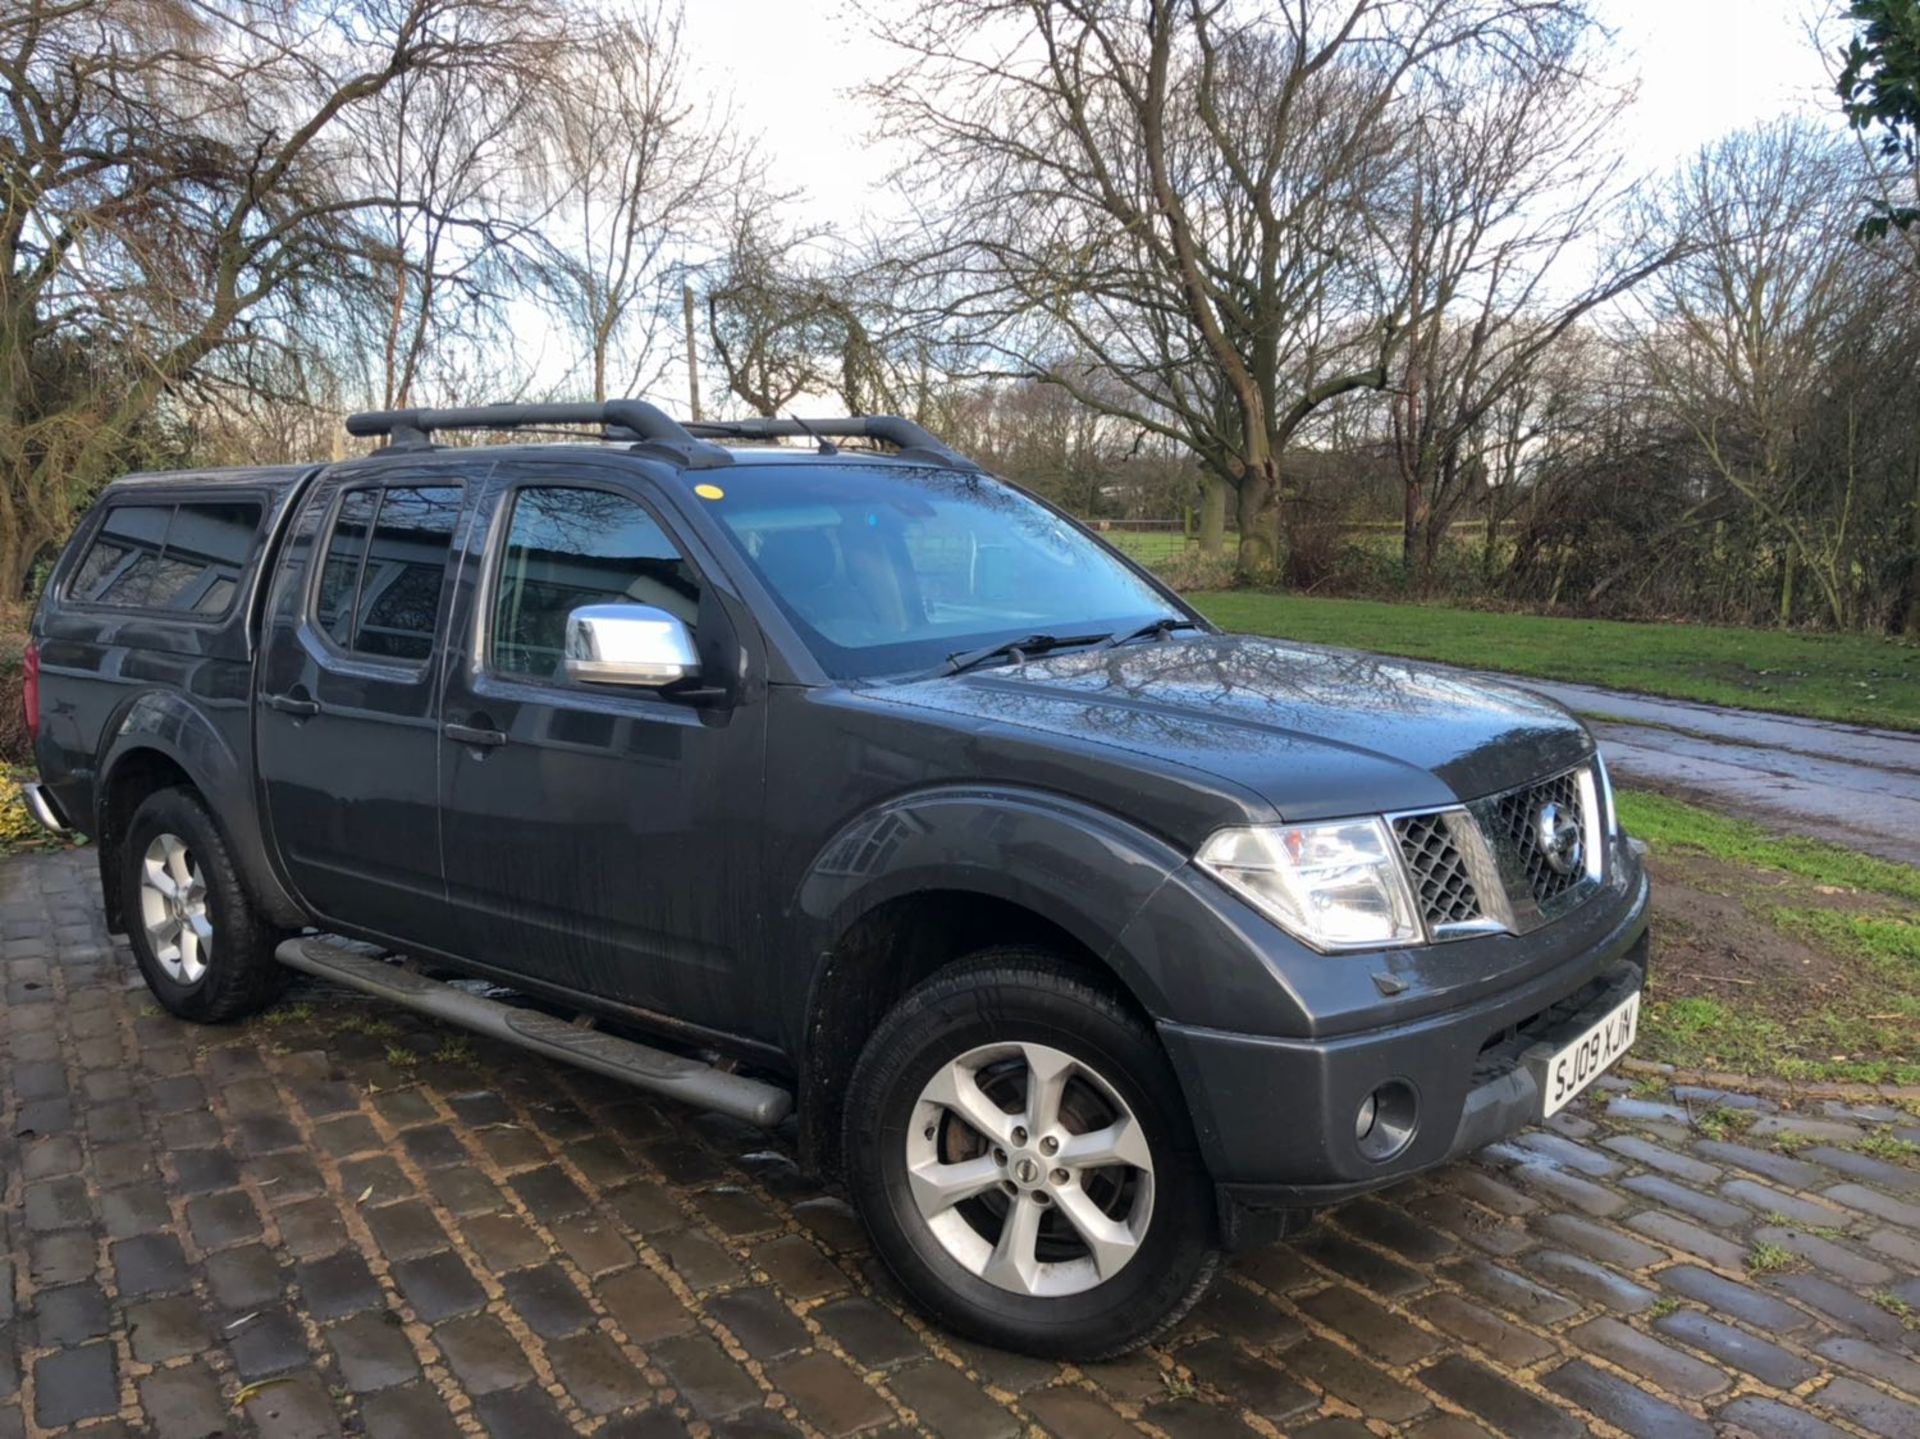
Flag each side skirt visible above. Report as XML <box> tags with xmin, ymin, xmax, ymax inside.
<box><xmin>276</xmin><ymin>936</ymin><xmax>794</xmax><ymax>1129</ymax></box>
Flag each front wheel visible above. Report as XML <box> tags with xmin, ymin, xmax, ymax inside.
<box><xmin>843</xmin><ymin>950</ymin><xmax>1219</xmax><ymax>1359</ymax></box>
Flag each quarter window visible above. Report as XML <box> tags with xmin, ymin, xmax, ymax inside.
<box><xmin>69</xmin><ymin>500</ymin><xmax>261</xmax><ymax>616</ymax></box>
<box><xmin>314</xmin><ymin>485</ymin><xmax>463</xmax><ymax>661</ymax></box>
<box><xmin>491</xmin><ymin>486</ymin><xmax>700</xmax><ymax>681</ymax></box>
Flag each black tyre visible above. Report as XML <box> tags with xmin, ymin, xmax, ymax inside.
<box><xmin>844</xmin><ymin>948</ymin><xmax>1219</xmax><ymax>1359</ymax></box>
<box><xmin>121</xmin><ymin>787</ymin><xmax>288</xmax><ymax>1022</ymax></box>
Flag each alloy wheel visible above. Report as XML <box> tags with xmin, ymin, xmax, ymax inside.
<box><xmin>139</xmin><ymin>831</ymin><xmax>212</xmax><ymax>984</ymax></box>
<box><xmin>906</xmin><ymin>1040</ymin><xmax>1155</xmax><ymax>1297</ymax></box>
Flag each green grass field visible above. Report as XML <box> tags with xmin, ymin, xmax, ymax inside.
<box><xmin>1617</xmin><ymin>790</ymin><xmax>1920</xmax><ymax>1086</ymax></box>
<box><xmin>1102</xmin><ymin>529</ymin><xmax>1204</xmax><ymax>566</ymax></box>
<box><xmin>1187</xmin><ymin>591</ymin><xmax>1920</xmax><ymax>731</ymax></box>
<box><xmin>1620</xmin><ymin>791</ymin><xmax>1920</xmax><ymax>902</ymax></box>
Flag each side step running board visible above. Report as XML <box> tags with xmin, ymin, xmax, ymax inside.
<box><xmin>275</xmin><ymin>938</ymin><xmax>793</xmax><ymax>1128</ymax></box>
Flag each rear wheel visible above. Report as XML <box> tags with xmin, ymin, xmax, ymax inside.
<box><xmin>844</xmin><ymin>949</ymin><xmax>1218</xmax><ymax>1359</ymax></box>
<box><xmin>122</xmin><ymin>787</ymin><xmax>288</xmax><ymax>1022</ymax></box>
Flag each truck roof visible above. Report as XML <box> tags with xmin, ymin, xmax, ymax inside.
<box><xmin>100</xmin><ymin>443</ymin><xmax>947</xmax><ymax>488</ymax></box>
<box><xmin>345</xmin><ymin>402</ymin><xmax>981</xmax><ymax>474</ymax></box>
<box><xmin>104</xmin><ymin>463</ymin><xmax>318</xmax><ymax>491</ymax></box>
<box><xmin>95</xmin><ymin>403</ymin><xmax>977</xmax><ymax>493</ymax></box>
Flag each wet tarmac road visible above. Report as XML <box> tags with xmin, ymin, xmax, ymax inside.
<box><xmin>1506</xmin><ymin>678</ymin><xmax>1920</xmax><ymax>867</ymax></box>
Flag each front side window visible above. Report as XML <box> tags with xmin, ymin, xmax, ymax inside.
<box><xmin>69</xmin><ymin>499</ymin><xmax>261</xmax><ymax>615</ymax></box>
<box><xmin>694</xmin><ymin>462</ymin><xmax>1177</xmax><ymax>678</ymax></box>
<box><xmin>313</xmin><ymin>485</ymin><xmax>463</xmax><ymax>661</ymax></box>
<box><xmin>491</xmin><ymin>486</ymin><xmax>700</xmax><ymax>681</ymax></box>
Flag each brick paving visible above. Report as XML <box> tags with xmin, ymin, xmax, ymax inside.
<box><xmin>3</xmin><ymin>846</ymin><xmax>1918</xmax><ymax>1438</ymax></box>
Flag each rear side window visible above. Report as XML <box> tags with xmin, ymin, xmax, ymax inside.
<box><xmin>315</xmin><ymin>489</ymin><xmax>377</xmax><ymax>648</ymax></box>
<box><xmin>313</xmin><ymin>485</ymin><xmax>463</xmax><ymax>662</ymax></box>
<box><xmin>491</xmin><ymin>486</ymin><xmax>700</xmax><ymax>681</ymax></box>
<box><xmin>68</xmin><ymin>499</ymin><xmax>261</xmax><ymax>616</ymax></box>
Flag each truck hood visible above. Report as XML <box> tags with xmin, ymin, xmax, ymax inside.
<box><xmin>879</xmin><ymin>634</ymin><xmax>1591</xmax><ymax>824</ymax></box>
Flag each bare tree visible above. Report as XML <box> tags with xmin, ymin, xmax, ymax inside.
<box><xmin>701</xmin><ymin>203</ymin><xmax>830</xmax><ymax>416</ymax></box>
<box><xmin>1638</xmin><ymin>120</ymin><xmax>1878</xmax><ymax>629</ymax></box>
<box><xmin>1378</xmin><ymin>31</ymin><xmax>1672</xmax><ymax>587</ymax></box>
<box><xmin>864</xmin><ymin>0</ymin><xmax>1606</xmax><ymax>573</ymax></box>
<box><xmin>344</xmin><ymin>14</ymin><xmax>563</xmax><ymax>409</ymax></box>
<box><xmin>941</xmin><ymin>369</ymin><xmax>1155</xmax><ymax>513</ymax></box>
<box><xmin>542</xmin><ymin>3</ymin><xmax>750</xmax><ymax>404</ymax></box>
<box><xmin>0</xmin><ymin>0</ymin><xmax>575</xmax><ymax>599</ymax></box>
<box><xmin>699</xmin><ymin>207</ymin><xmax>931</xmax><ymax>419</ymax></box>
<box><xmin>175</xmin><ymin>347</ymin><xmax>351</xmax><ymax>468</ymax></box>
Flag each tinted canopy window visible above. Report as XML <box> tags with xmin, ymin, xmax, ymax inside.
<box><xmin>491</xmin><ymin>487</ymin><xmax>700</xmax><ymax>681</ymax></box>
<box><xmin>164</xmin><ymin>502</ymin><xmax>262</xmax><ymax>614</ymax></box>
<box><xmin>69</xmin><ymin>500</ymin><xmax>261</xmax><ymax>615</ymax></box>
<box><xmin>313</xmin><ymin>485</ymin><xmax>463</xmax><ymax>662</ymax></box>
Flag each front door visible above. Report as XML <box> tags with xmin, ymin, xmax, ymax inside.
<box><xmin>435</xmin><ymin>466</ymin><xmax>769</xmax><ymax>1036</ymax></box>
<box><xmin>256</xmin><ymin>462</ymin><xmax>479</xmax><ymax>949</ymax></box>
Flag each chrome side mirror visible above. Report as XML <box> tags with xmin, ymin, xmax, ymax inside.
<box><xmin>564</xmin><ymin>603</ymin><xmax>699</xmax><ymax>687</ymax></box>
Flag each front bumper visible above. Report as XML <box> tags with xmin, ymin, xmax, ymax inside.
<box><xmin>1158</xmin><ymin>864</ymin><xmax>1650</xmax><ymax>1210</ymax></box>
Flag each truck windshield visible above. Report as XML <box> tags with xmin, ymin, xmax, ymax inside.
<box><xmin>692</xmin><ymin>461</ymin><xmax>1183</xmax><ymax>680</ymax></box>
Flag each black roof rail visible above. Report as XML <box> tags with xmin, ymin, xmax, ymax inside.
<box><xmin>683</xmin><ymin>416</ymin><xmax>982</xmax><ymax>473</ymax></box>
<box><xmin>344</xmin><ymin>401</ymin><xmax>733</xmax><ymax>470</ymax></box>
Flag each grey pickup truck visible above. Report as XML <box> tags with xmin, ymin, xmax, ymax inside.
<box><xmin>20</xmin><ymin>400</ymin><xmax>1650</xmax><ymax>1357</ymax></box>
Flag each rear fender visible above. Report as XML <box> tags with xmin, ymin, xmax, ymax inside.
<box><xmin>96</xmin><ymin>690</ymin><xmax>303</xmax><ymax>928</ymax></box>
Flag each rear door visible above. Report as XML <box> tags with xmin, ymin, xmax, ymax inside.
<box><xmin>256</xmin><ymin>458</ymin><xmax>480</xmax><ymax>950</ymax></box>
<box><xmin>434</xmin><ymin>459</ymin><xmax>771</xmax><ymax>1037</ymax></box>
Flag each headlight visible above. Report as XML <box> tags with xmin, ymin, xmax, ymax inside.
<box><xmin>1196</xmin><ymin>818</ymin><xmax>1421</xmax><ymax>951</ymax></box>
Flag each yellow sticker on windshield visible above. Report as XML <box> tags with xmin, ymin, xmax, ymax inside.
<box><xmin>694</xmin><ymin>483</ymin><xmax>725</xmax><ymax>500</ymax></box>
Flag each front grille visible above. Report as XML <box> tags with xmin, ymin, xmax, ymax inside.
<box><xmin>1392</xmin><ymin>812</ymin><xmax>1482</xmax><ymax>928</ymax></box>
<box><xmin>1393</xmin><ymin>761</ymin><xmax>1602</xmax><ymax>941</ymax></box>
<box><xmin>1488</xmin><ymin>767</ymin><xmax>1587</xmax><ymax>907</ymax></box>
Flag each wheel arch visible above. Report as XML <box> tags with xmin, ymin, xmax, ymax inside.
<box><xmin>788</xmin><ymin>787</ymin><xmax>1189</xmax><ymax>1177</ymax></box>
<box><xmin>95</xmin><ymin>693</ymin><xmax>303</xmax><ymax>932</ymax></box>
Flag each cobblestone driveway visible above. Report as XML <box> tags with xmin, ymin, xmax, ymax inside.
<box><xmin>3</xmin><ymin>849</ymin><xmax>1918</xmax><ymax>1439</ymax></box>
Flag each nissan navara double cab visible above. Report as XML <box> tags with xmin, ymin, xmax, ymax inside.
<box><xmin>22</xmin><ymin>400</ymin><xmax>1650</xmax><ymax>1358</ymax></box>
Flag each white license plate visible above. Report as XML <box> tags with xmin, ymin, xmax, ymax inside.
<box><xmin>1541</xmin><ymin>990</ymin><xmax>1640</xmax><ymax>1118</ymax></box>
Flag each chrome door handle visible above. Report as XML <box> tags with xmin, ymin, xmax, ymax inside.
<box><xmin>263</xmin><ymin>693</ymin><xmax>320</xmax><ymax>717</ymax></box>
<box><xmin>444</xmin><ymin>722</ymin><xmax>507</xmax><ymax>748</ymax></box>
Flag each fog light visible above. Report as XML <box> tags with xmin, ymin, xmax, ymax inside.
<box><xmin>1355</xmin><ymin>1081</ymin><xmax>1418</xmax><ymax>1161</ymax></box>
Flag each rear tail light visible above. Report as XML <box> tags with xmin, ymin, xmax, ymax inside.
<box><xmin>22</xmin><ymin>640</ymin><xmax>40</xmax><ymax>743</ymax></box>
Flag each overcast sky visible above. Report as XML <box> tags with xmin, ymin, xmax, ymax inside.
<box><xmin>678</xmin><ymin>0</ymin><xmax>1842</xmax><ymax>229</ymax></box>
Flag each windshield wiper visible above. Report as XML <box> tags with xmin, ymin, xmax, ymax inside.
<box><xmin>1099</xmin><ymin>616</ymin><xmax>1200</xmax><ymax>650</ymax></box>
<box><xmin>942</xmin><ymin>631</ymin><xmax>1108</xmax><ymax>676</ymax></box>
